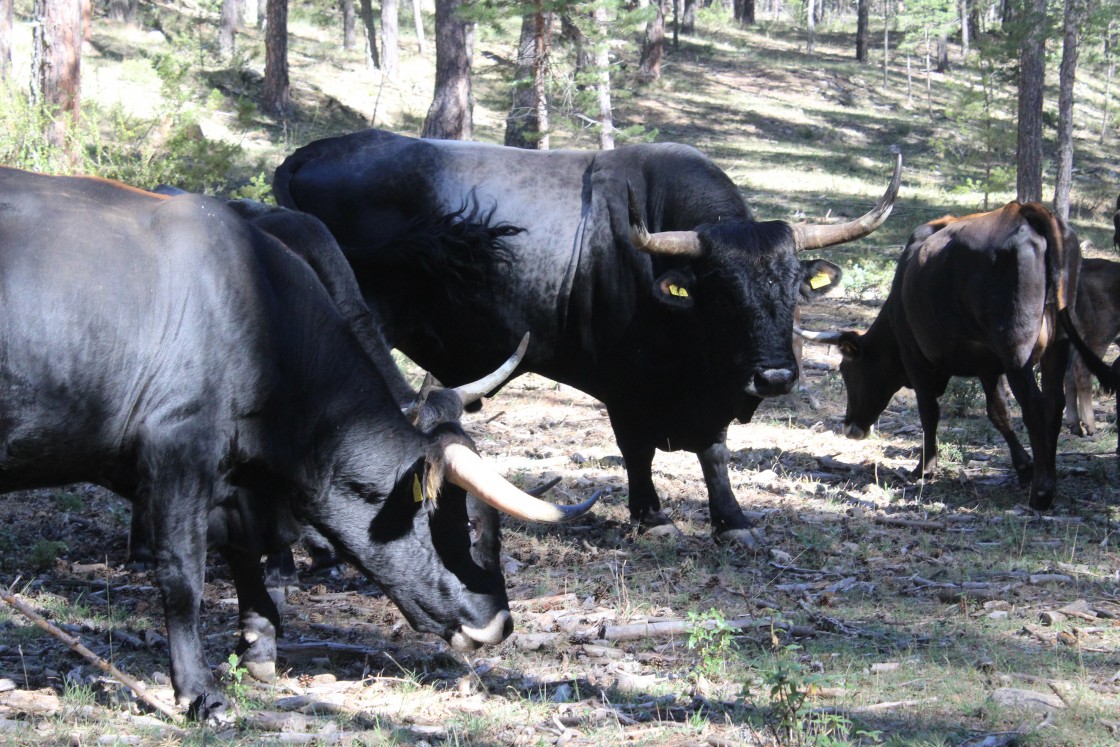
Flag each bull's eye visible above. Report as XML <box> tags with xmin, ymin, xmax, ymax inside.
<box><xmin>467</xmin><ymin>519</ymin><xmax>480</xmax><ymax>544</ymax></box>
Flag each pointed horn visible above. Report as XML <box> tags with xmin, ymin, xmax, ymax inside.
<box><xmin>627</xmin><ymin>182</ymin><xmax>703</xmax><ymax>257</ymax></box>
<box><xmin>452</xmin><ymin>333</ymin><xmax>529</xmax><ymax>406</ymax></box>
<box><xmin>793</xmin><ymin>151</ymin><xmax>903</xmax><ymax>251</ymax></box>
<box><xmin>793</xmin><ymin>325</ymin><xmax>847</xmax><ymax>345</ymax></box>
<box><xmin>442</xmin><ymin>443</ymin><xmax>600</xmax><ymax>523</ymax></box>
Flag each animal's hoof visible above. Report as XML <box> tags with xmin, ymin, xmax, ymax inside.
<box><xmin>244</xmin><ymin>659</ymin><xmax>276</xmax><ymax>683</ymax></box>
<box><xmin>186</xmin><ymin>691</ymin><xmax>229</xmax><ymax>722</ymax></box>
<box><xmin>644</xmin><ymin>523</ymin><xmax>683</xmax><ymax>538</ymax></box>
<box><xmin>715</xmin><ymin>527</ymin><xmax>765</xmax><ymax>551</ymax></box>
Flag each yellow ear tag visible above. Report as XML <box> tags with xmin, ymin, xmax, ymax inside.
<box><xmin>809</xmin><ymin>272</ymin><xmax>832</xmax><ymax>290</ymax></box>
<box><xmin>413</xmin><ymin>474</ymin><xmax>424</xmax><ymax>503</ymax></box>
<box><xmin>669</xmin><ymin>283</ymin><xmax>689</xmax><ymax>298</ymax></box>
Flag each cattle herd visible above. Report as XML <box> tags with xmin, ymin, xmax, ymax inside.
<box><xmin>0</xmin><ymin>132</ymin><xmax>1118</xmax><ymax>720</ymax></box>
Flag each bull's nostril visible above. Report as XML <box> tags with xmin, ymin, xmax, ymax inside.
<box><xmin>754</xmin><ymin>368</ymin><xmax>796</xmax><ymax>394</ymax></box>
<box><xmin>501</xmin><ymin>614</ymin><xmax>514</xmax><ymax>640</ymax></box>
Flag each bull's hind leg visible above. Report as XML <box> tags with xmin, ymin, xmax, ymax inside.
<box><xmin>979</xmin><ymin>373</ymin><xmax>1032</xmax><ymax>485</ymax></box>
<box><xmin>220</xmin><ymin>545</ymin><xmax>282</xmax><ymax>683</ymax></box>
<box><xmin>1004</xmin><ymin>361</ymin><xmax>1056</xmax><ymax>510</ymax></box>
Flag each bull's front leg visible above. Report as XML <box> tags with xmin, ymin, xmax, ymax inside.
<box><xmin>912</xmin><ymin>388</ymin><xmax>942</xmax><ymax>479</ymax></box>
<box><xmin>613</xmin><ymin>435</ymin><xmax>675</xmax><ymax>531</ymax></box>
<box><xmin>146</xmin><ymin>490</ymin><xmax>225</xmax><ymax>718</ymax></box>
<box><xmin>698</xmin><ymin>433</ymin><xmax>764</xmax><ymax>551</ymax></box>
<box><xmin>220</xmin><ymin>545</ymin><xmax>282</xmax><ymax>683</ymax></box>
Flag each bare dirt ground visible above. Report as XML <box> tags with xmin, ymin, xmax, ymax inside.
<box><xmin>0</xmin><ymin>290</ymin><xmax>1118</xmax><ymax>746</ymax></box>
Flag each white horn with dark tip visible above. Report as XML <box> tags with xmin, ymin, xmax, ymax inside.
<box><xmin>442</xmin><ymin>443</ymin><xmax>600</xmax><ymax>522</ymax></box>
<box><xmin>793</xmin><ymin>325</ymin><xmax>846</xmax><ymax>345</ymax></box>
<box><xmin>792</xmin><ymin>151</ymin><xmax>903</xmax><ymax>251</ymax></box>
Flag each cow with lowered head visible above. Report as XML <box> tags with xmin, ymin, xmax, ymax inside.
<box><xmin>0</xmin><ymin>167</ymin><xmax>596</xmax><ymax>719</ymax></box>
<box><xmin>273</xmin><ymin>129</ymin><xmax>901</xmax><ymax>548</ymax></box>
<box><xmin>1063</xmin><ymin>257</ymin><xmax>1120</xmax><ymax>441</ymax></box>
<box><xmin>799</xmin><ymin>201</ymin><xmax>1114</xmax><ymax>510</ymax></box>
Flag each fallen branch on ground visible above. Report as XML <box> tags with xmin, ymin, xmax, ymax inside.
<box><xmin>0</xmin><ymin>582</ymin><xmax>180</xmax><ymax>722</ymax></box>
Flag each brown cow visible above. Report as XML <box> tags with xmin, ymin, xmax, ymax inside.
<box><xmin>1065</xmin><ymin>257</ymin><xmax>1120</xmax><ymax>439</ymax></box>
<box><xmin>799</xmin><ymin>202</ymin><xmax>1114</xmax><ymax>510</ymax></box>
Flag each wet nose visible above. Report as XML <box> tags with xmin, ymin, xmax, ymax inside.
<box><xmin>751</xmin><ymin>367</ymin><xmax>797</xmax><ymax>396</ymax></box>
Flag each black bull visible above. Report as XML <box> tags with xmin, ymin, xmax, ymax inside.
<box><xmin>274</xmin><ymin>129</ymin><xmax>902</xmax><ymax>547</ymax></box>
<box><xmin>799</xmin><ymin>201</ymin><xmax>1118</xmax><ymax>510</ymax></box>
<box><xmin>0</xmin><ymin>167</ymin><xmax>595</xmax><ymax>718</ymax></box>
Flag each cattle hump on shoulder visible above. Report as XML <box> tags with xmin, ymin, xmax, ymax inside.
<box><xmin>798</xmin><ymin>201</ymin><xmax>1119</xmax><ymax>510</ymax></box>
<box><xmin>273</xmin><ymin>128</ymin><xmax>902</xmax><ymax>548</ymax></box>
<box><xmin>0</xmin><ymin>167</ymin><xmax>597</xmax><ymax>720</ymax></box>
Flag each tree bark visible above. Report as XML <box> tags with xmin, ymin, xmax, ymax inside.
<box><xmin>107</xmin><ymin>0</ymin><xmax>136</xmax><ymax>24</ymax></box>
<box><xmin>593</xmin><ymin>1</ymin><xmax>613</xmax><ymax>149</ymax></box>
<box><xmin>257</xmin><ymin>0</ymin><xmax>266</xmax><ymax>30</ymax></box>
<box><xmin>681</xmin><ymin>0</ymin><xmax>696</xmax><ymax>34</ymax></box>
<box><xmin>220</xmin><ymin>0</ymin><xmax>243</xmax><ymax>59</ymax></box>
<box><xmin>733</xmin><ymin>0</ymin><xmax>754</xmax><ymax>25</ymax></box>
<box><xmin>0</xmin><ymin>0</ymin><xmax>13</xmax><ymax>80</ymax></box>
<box><xmin>342</xmin><ymin>0</ymin><xmax>356</xmax><ymax>50</ymax></box>
<box><xmin>422</xmin><ymin>0</ymin><xmax>473</xmax><ymax>140</ymax></box>
<box><xmin>806</xmin><ymin>0</ymin><xmax>815</xmax><ymax>54</ymax></box>
<box><xmin>855</xmin><ymin>0</ymin><xmax>869</xmax><ymax>62</ymax></box>
<box><xmin>1015</xmin><ymin>0</ymin><xmax>1046</xmax><ymax>202</ymax></box>
<box><xmin>359</xmin><ymin>0</ymin><xmax>380</xmax><ymax>67</ymax></box>
<box><xmin>1103</xmin><ymin>22</ymin><xmax>1115</xmax><ymax>143</ymax></box>
<box><xmin>382</xmin><ymin>0</ymin><xmax>399</xmax><ymax>75</ymax></box>
<box><xmin>959</xmin><ymin>0</ymin><xmax>970</xmax><ymax>58</ymax></box>
<box><xmin>1053</xmin><ymin>0</ymin><xmax>1083</xmax><ymax>221</ymax></box>
<box><xmin>412</xmin><ymin>0</ymin><xmax>426</xmax><ymax>54</ymax></box>
<box><xmin>33</xmin><ymin>0</ymin><xmax>82</xmax><ymax>150</ymax></box>
<box><xmin>263</xmin><ymin>0</ymin><xmax>292</xmax><ymax>117</ymax></box>
<box><xmin>505</xmin><ymin>6</ymin><xmax>551</xmax><ymax>149</ymax></box>
<box><xmin>638</xmin><ymin>0</ymin><xmax>666</xmax><ymax>82</ymax></box>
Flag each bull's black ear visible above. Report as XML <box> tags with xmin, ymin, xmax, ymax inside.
<box><xmin>800</xmin><ymin>259</ymin><xmax>842</xmax><ymax>300</ymax></box>
<box><xmin>653</xmin><ymin>268</ymin><xmax>695</xmax><ymax>308</ymax></box>
<box><xmin>837</xmin><ymin>331</ymin><xmax>863</xmax><ymax>359</ymax></box>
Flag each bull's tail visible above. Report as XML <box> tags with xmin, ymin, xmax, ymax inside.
<box><xmin>1059</xmin><ymin>308</ymin><xmax>1120</xmax><ymax>394</ymax></box>
<box><xmin>1021</xmin><ymin>201</ymin><xmax>1120</xmax><ymax>394</ymax></box>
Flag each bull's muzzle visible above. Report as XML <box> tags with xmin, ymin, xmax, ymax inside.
<box><xmin>842</xmin><ymin>422</ymin><xmax>870</xmax><ymax>440</ymax></box>
<box><xmin>748</xmin><ymin>367</ymin><xmax>797</xmax><ymax>397</ymax></box>
<box><xmin>449</xmin><ymin>610</ymin><xmax>513</xmax><ymax>650</ymax></box>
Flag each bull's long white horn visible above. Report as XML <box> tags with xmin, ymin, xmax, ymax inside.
<box><xmin>792</xmin><ymin>151</ymin><xmax>903</xmax><ymax>251</ymax></box>
<box><xmin>442</xmin><ymin>443</ymin><xmax>600</xmax><ymax>523</ymax></box>
<box><xmin>793</xmin><ymin>325</ymin><xmax>846</xmax><ymax>344</ymax></box>
<box><xmin>452</xmin><ymin>333</ymin><xmax>530</xmax><ymax>406</ymax></box>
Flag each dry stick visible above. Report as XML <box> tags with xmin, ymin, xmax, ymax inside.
<box><xmin>0</xmin><ymin>584</ymin><xmax>181</xmax><ymax>723</ymax></box>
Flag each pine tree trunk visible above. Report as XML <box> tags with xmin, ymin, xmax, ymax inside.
<box><xmin>806</xmin><ymin>0</ymin><xmax>815</xmax><ymax>54</ymax></box>
<box><xmin>422</xmin><ymin>0</ymin><xmax>473</xmax><ymax>140</ymax></box>
<box><xmin>257</xmin><ymin>0</ymin><xmax>266</xmax><ymax>30</ymax></box>
<box><xmin>1016</xmin><ymin>0</ymin><xmax>1046</xmax><ymax>202</ymax></box>
<box><xmin>1</xmin><ymin>0</ymin><xmax>13</xmax><ymax>80</ymax></box>
<box><xmin>1100</xmin><ymin>21</ymin><xmax>1114</xmax><ymax>143</ymax></box>
<box><xmin>681</xmin><ymin>0</ymin><xmax>696</xmax><ymax>34</ymax></box>
<box><xmin>359</xmin><ymin>0</ymin><xmax>380</xmax><ymax>68</ymax></box>
<box><xmin>855</xmin><ymin>0</ymin><xmax>869</xmax><ymax>62</ymax></box>
<box><xmin>412</xmin><ymin>0</ymin><xmax>426</xmax><ymax>54</ymax></box>
<box><xmin>107</xmin><ymin>0</ymin><xmax>136</xmax><ymax>23</ymax></box>
<box><xmin>593</xmin><ymin>1</ymin><xmax>613</xmax><ymax>149</ymax></box>
<box><xmin>33</xmin><ymin>0</ymin><xmax>81</xmax><ymax>151</ymax></box>
<box><xmin>505</xmin><ymin>10</ymin><xmax>542</xmax><ymax>148</ymax></box>
<box><xmin>1053</xmin><ymin>0</ymin><xmax>1082</xmax><ymax>220</ymax></box>
<box><xmin>263</xmin><ymin>0</ymin><xmax>292</xmax><ymax>117</ymax></box>
<box><xmin>342</xmin><ymin>0</ymin><xmax>356</xmax><ymax>50</ymax></box>
<box><xmin>959</xmin><ymin>0</ymin><xmax>970</xmax><ymax>58</ymax></box>
<box><xmin>382</xmin><ymin>0</ymin><xmax>399</xmax><ymax>76</ymax></box>
<box><xmin>220</xmin><ymin>0</ymin><xmax>242</xmax><ymax>59</ymax></box>
<box><xmin>638</xmin><ymin>0</ymin><xmax>665</xmax><ymax>81</ymax></box>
